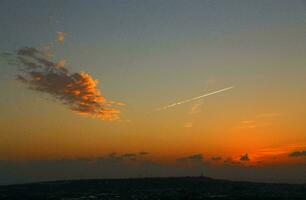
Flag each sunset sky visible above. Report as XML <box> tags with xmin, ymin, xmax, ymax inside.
<box><xmin>0</xmin><ymin>0</ymin><xmax>305</xmax><ymax>184</ymax></box>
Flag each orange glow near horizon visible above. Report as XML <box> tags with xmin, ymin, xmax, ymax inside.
<box><xmin>0</xmin><ymin>2</ymin><xmax>306</xmax><ymax>173</ymax></box>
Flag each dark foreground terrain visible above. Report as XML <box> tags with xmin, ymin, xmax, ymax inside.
<box><xmin>0</xmin><ymin>177</ymin><xmax>305</xmax><ymax>200</ymax></box>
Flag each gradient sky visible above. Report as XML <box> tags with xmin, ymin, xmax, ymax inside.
<box><xmin>0</xmin><ymin>0</ymin><xmax>306</xmax><ymax>184</ymax></box>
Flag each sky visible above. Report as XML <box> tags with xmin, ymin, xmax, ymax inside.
<box><xmin>0</xmin><ymin>0</ymin><xmax>306</xmax><ymax>184</ymax></box>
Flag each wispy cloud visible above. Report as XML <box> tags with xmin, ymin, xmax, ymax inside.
<box><xmin>184</xmin><ymin>122</ymin><xmax>193</xmax><ymax>128</ymax></box>
<box><xmin>10</xmin><ymin>47</ymin><xmax>122</xmax><ymax>120</ymax></box>
<box><xmin>236</xmin><ymin>119</ymin><xmax>273</xmax><ymax>129</ymax></box>
<box><xmin>235</xmin><ymin>112</ymin><xmax>282</xmax><ymax>129</ymax></box>
<box><xmin>256</xmin><ymin>113</ymin><xmax>282</xmax><ymax>118</ymax></box>
<box><xmin>189</xmin><ymin>102</ymin><xmax>202</xmax><ymax>114</ymax></box>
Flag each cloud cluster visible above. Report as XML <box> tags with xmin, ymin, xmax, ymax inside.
<box><xmin>13</xmin><ymin>47</ymin><xmax>121</xmax><ymax>120</ymax></box>
<box><xmin>289</xmin><ymin>151</ymin><xmax>306</xmax><ymax>157</ymax></box>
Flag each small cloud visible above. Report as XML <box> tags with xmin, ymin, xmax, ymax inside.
<box><xmin>184</xmin><ymin>122</ymin><xmax>193</xmax><ymax>128</ymax></box>
<box><xmin>205</xmin><ymin>78</ymin><xmax>216</xmax><ymax>85</ymax></box>
<box><xmin>108</xmin><ymin>152</ymin><xmax>117</xmax><ymax>157</ymax></box>
<box><xmin>40</xmin><ymin>44</ymin><xmax>53</xmax><ymax>58</ymax></box>
<box><xmin>56</xmin><ymin>59</ymin><xmax>66</xmax><ymax>68</ymax></box>
<box><xmin>189</xmin><ymin>102</ymin><xmax>202</xmax><ymax>114</ymax></box>
<box><xmin>240</xmin><ymin>154</ymin><xmax>250</xmax><ymax>161</ymax></box>
<box><xmin>103</xmin><ymin>152</ymin><xmax>123</xmax><ymax>161</ymax></box>
<box><xmin>56</xmin><ymin>32</ymin><xmax>66</xmax><ymax>43</ymax></box>
<box><xmin>122</xmin><ymin>153</ymin><xmax>137</xmax><ymax>158</ymax></box>
<box><xmin>177</xmin><ymin>154</ymin><xmax>203</xmax><ymax>162</ymax></box>
<box><xmin>119</xmin><ymin>152</ymin><xmax>148</xmax><ymax>161</ymax></box>
<box><xmin>289</xmin><ymin>150</ymin><xmax>306</xmax><ymax>157</ymax></box>
<box><xmin>211</xmin><ymin>156</ymin><xmax>222</xmax><ymax>161</ymax></box>
<box><xmin>104</xmin><ymin>152</ymin><xmax>150</xmax><ymax>162</ymax></box>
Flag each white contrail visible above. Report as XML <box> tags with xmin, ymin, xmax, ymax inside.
<box><xmin>156</xmin><ymin>86</ymin><xmax>234</xmax><ymax>111</ymax></box>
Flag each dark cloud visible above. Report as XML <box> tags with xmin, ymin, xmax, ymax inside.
<box><xmin>108</xmin><ymin>152</ymin><xmax>118</xmax><ymax>157</ymax></box>
<box><xmin>102</xmin><ymin>152</ymin><xmax>149</xmax><ymax>162</ymax></box>
<box><xmin>289</xmin><ymin>150</ymin><xmax>306</xmax><ymax>157</ymax></box>
<box><xmin>211</xmin><ymin>156</ymin><xmax>222</xmax><ymax>161</ymax></box>
<box><xmin>122</xmin><ymin>153</ymin><xmax>137</xmax><ymax>158</ymax></box>
<box><xmin>103</xmin><ymin>152</ymin><xmax>123</xmax><ymax>161</ymax></box>
<box><xmin>139</xmin><ymin>152</ymin><xmax>150</xmax><ymax>155</ymax></box>
<box><xmin>8</xmin><ymin>47</ymin><xmax>123</xmax><ymax>120</ymax></box>
<box><xmin>177</xmin><ymin>154</ymin><xmax>203</xmax><ymax>162</ymax></box>
<box><xmin>240</xmin><ymin>154</ymin><xmax>250</xmax><ymax>161</ymax></box>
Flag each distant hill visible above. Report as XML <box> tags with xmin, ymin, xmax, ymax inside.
<box><xmin>0</xmin><ymin>176</ymin><xmax>305</xmax><ymax>199</ymax></box>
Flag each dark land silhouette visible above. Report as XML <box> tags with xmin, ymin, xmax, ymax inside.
<box><xmin>0</xmin><ymin>176</ymin><xmax>305</xmax><ymax>199</ymax></box>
